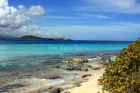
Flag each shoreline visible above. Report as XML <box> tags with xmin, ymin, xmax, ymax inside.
<box><xmin>61</xmin><ymin>68</ymin><xmax>106</xmax><ymax>93</ymax></box>
<box><xmin>0</xmin><ymin>52</ymin><xmax>117</xmax><ymax>93</ymax></box>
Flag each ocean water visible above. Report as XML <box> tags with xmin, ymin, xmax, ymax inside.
<box><xmin>0</xmin><ymin>40</ymin><xmax>134</xmax><ymax>59</ymax></box>
<box><xmin>0</xmin><ymin>40</ymin><xmax>134</xmax><ymax>66</ymax></box>
<box><xmin>0</xmin><ymin>40</ymin><xmax>134</xmax><ymax>92</ymax></box>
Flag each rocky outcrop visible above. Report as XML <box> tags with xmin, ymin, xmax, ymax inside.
<box><xmin>60</xmin><ymin>58</ymin><xmax>91</xmax><ymax>72</ymax></box>
<box><xmin>82</xmin><ymin>64</ymin><xmax>91</xmax><ymax>68</ymax></box>
<box><xmin>46</xmin><ymin>76</ymin><xmax>62</xmax><ymax>79</ymax></box>
<box><xmin>81</xmin><ymin>74</ymin><xmax>91</xmax><ymax>78</ymax></box>
<box><xmin>81</xmin><ymin>68</ymin><xmax>88</xmax><ymax>72</ymax></box>
<box><xmin>62</xmin><ymin>61</ymin><xmax>70</xmax><ymax>63</ymax></box>
<box><xmin>91</xmin><ymin>67</ymin><xmax>101</xmax><ymax>70</ymax></box>
<box><xmin>67</xmin><ymin>67</ymin><xmax>74</xmax><ymax>71</ymax></box>
<box><xmin>51</xmin><ymin>65</ymin><xmax>60</xmax><ymax>68</ymax></box>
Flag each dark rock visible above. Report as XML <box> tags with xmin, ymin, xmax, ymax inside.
<box><xmin>50</xmin><ymin>87</ymin><xmax>64</xmax><ymax>93</ymax></box>
<box><xmin>47</xmin><ymin>76</ymin><xmax>62</xmax><ymax>79</ymax></box>
<box><xmin>74</xmin><ymin>67</ymin><xmax>81</xmax><ymax>70</ymax></box>
<box><xmin>51</xmin><ymin>65</ymin><xmax>59</xmax><ymax>68</ymax></box>
<box><xmin>83</xmin><ymin>59</ymin><xmax>88</xmax><ymax>63</ymax></box>
<box><xmin>81</xmin><ymin>74</ymin><xmax>91</xmax><ymax>78</ymax></box>
<box><xmin>81</xmin><ymin>68</ymin><xmax>88</xmax><ymax>71</ymax></box>
<box><xmin>67</xmin><ymin>67</ymin><xmax>74</xmax><ymax>71</ymax></box>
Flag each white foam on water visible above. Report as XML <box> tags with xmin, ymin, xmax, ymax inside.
<box><xmin>88</xmin><ymin>56</ymin><xmax>102</xmax><ymax>61</ymax></box>
<box><xmin>26</xmin><ymin>78</ymin><xmax>65</xmax><ymax>86</ymax></box>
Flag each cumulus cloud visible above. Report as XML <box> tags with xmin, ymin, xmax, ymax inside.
<box><xmin>0</xmin><ymin>0</ymin><xmax>47</xmax><ymax>37</ymax></box>
<box><xmin>25</xmin><ymin>6</ymin><xmax>46</xmax><ymax>16</ymax></box>
<box><xmin>73</xmin><ymin>0</ymin><xmax>140</xmax><ymax>14</ymax></box>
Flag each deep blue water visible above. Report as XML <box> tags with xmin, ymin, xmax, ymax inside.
<box><xmin>0</xmin><ymin>40</ymin><xmax>134</xmax><ymax>44</ymax></box>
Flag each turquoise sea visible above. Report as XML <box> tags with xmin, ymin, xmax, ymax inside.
<box><xmin>0</xmin><ymin>40</ymin><xmax>134</xmax><ymax>67</ymax></box>
<box><xmin>0</xmin><ymin>40</ymin><xmax>134</xmax><ymax>92</ymax></box>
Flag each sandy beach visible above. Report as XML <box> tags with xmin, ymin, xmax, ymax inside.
<box><xmin>62</xmin><ymin>68</ymin><xmax>107</xmax><ymax>93</ymax></box>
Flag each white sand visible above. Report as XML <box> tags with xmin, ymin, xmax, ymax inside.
<box><xmin>62</xmin><ymin>68</ymin><xmax>108</xmax><ymax>93</ymax></box>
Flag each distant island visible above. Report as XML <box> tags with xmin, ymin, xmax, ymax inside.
<box><xmin>0</xmin><ymin>35</ymin><xmax>72</xmax><ymax>40</ymax></box>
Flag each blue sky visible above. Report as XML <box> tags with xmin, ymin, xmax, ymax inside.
<box><xmin>0</xmin><ymin>0</ymin><xmax>140</xmax><ymax>40</ymax></box>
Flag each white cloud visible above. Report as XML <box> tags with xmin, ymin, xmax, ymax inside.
<box><xmin>73</xmin><ymin>0</ymin><xmax>140</xmax><ymax>14</ymax></box>
<box><xmin>80</xmin><ymin>13</ymin><xmax>111</xmax><ymax>19</ymax></box>
<box><xmin>39</xmin><ymin>27</ymin><xmax>63</xmax><ymax>37</ymax></box>
<box><xmin>0</xmin><ymin>0</ymin><xmax>47</xmax><ymax>36</ymax></box>
<box><xmin>25</xmin><ymin>6</ymin><xmax>46</xmax><ymax>16</ymax></box>
<box><xmin>18</xmin><ymin>5</ymin><xmax>24</xmax><ymax>9</ymax></box>
<box><xmin>13</xmin><ymin>25</ymin><xmax>40</xmax><ymax>35</ymax></box>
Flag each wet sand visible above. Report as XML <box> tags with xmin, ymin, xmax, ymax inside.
<box><xmin>62</xmin><ymin>68</ymin><xmax>107</xmax><ymax>93</ymax></box>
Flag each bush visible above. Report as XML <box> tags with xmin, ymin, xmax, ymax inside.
<box><xmin>98</xmin><ymin>38</ymin><xmax>140</xmax><ymax>93</ymax></box>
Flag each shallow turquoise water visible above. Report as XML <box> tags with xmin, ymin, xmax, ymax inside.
<box><xmin>0</xmin><ymin>40</ymin><xmax>134</xmax><ymax>67</ymax></box>
<box><xmin>0</xmin><ymin>44</ymin><xmax>130</xmax><ymax>59</ymax></box>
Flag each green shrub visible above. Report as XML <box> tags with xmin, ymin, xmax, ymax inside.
<box><xmin>98</xmin><ymin>38</ymin><xmax>140</xmax><ymax>93</ymax></box>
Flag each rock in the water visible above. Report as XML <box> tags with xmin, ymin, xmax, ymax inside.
<box><xmin>83</xmin><ymin>59</ymin><xmax>88</xmax><ymax>63</ymax></box>
<box><xmin>81</xmin><ymin>68</ymin><xmax>88</xmax><ymax>71</ymax></box>
<box><xmin>81</xmin><ymin>74</ymin><xmax>91</xmax><ymax>78</ymax></box>
<box><xmin>73</xmin><ymin>58</ymin><xmax>83</xmax><ymax>62</ymax></box>
<box><xmin>82</xmin><ymin>64</ymin><xmax>90</xmax><ymax>67</ymax></box>
<box><xmin>47</xmin><ymin>76</ymin><xmax>62</xmax><ymax>79</ymax></box>
<box><xmin>62</xmin><ymin>61</ymin><xmax>70</xmax><ymax>63</ymax></box>
<box><xmin>72</xmin><ymin>62</ymin><xmax>79</xmax><ymax>65</ymax></box>
<box><xmin>51</xmin><ymin>65</ymin><xmax>59</xmax><ymax>68</ymax></box>
<box><xmin>50</xmin><ymin>87</ymin><xmax>64</xmax><ymax>93</ymax></box>
<box><xmin>67</xmin><ymin>67</ymin><xmax>74</xmax><ymax>71</ymax></box>
<box><xmin>74</xmin><ymin>67</ymin><xmax>81</xmax><ymax>70</ymax></box>
<box><xmin>91</xmin><ymin>67</ymin><xmax>101</xmax><ymax>70</ymax></box>
<box><xmin>73</xmin><ymin>65</ymin><xmax>82</xmax><ymax>70</ymax></box>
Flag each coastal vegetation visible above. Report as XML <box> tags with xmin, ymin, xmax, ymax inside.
<box><xmin>98</xmin><ymin>38</ymin><xmax>140</xmax><ymax>93</ymax></box>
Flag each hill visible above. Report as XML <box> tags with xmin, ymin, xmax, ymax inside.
<box><xmin>15</xmin><ymin>35</ymin><xmax>71</xmax><ymax>40</ymax></box>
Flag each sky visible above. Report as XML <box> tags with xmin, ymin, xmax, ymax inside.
<box><xmin>0</xmin><ymin>0</ymin><xmax>140</xmax><ymax>41</ymax></box>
